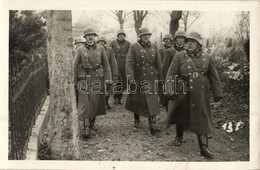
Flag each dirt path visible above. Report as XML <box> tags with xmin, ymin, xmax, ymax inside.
<box><xmin>79</xmin><ymin>96</ymin><xmax>249</xmax><ymax>161</ymax></box>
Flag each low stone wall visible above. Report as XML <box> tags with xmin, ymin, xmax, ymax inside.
<box><xmin>25</xmin><ymin>96</ymin><xmax>50</xmax><ymax>160</ymax></box>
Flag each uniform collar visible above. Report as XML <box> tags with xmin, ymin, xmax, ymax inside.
<box><xmin>174</xmin><ymin>44</ymin><xmax>184</xmax><ymax>51</ymax></box>
<box><xmin>138</xmin><ymin>40</ymin><xmax>151</xmax><ymax>48</ymax></box>
<box><xmin>164</xmin><ymin>44</ymin><xmax>172</xmax><ymax>49</ymax></box>
<box><xmin>117</xmin><ymin>39</ymin><xmax>125</xmax><ymax>44</ymax></box>
<box><xmin>85</xmin><ymin>42</ymin><xmax>97</xmax><ymax>50</ymax></box>
<box><xmin>186</xmin><ymin>47</ymin><xmax>202</xmax><ymax>58</ymax></box>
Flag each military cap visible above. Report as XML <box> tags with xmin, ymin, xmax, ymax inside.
<box><xmin>186</xmin><ymin>32</ymin><xmax>202</xmax><ymax>46</ymax></box>
<box><xmin>163</xmin><ymin>34</ymin><xmax>173</xmax><ymax>41</ymax></box>
<box><xmin>138</xmin><ymin>27</ymin><xmax>152</xmax><ymax>37</ymax></box>
<box><xmin>83</xmin><ymin>27</ymin><xmax>98</xmax><ymax>37</ymax></box>
<box><xmin>117</xmin><ymin>29</ymin><xmax>126</xmax><ymax>37</ymax></box>
<box><xmin>97</xmin><ymin>36</ymin><xmax>107</xmax><ymax>44</ymax></box>
<box><xmin>174</xmin><ymin>30</ymin><xmax>186</xmax><ymax>40</ymax></box>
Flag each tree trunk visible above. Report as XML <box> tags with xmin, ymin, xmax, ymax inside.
<box><xmin>133</xmin><ymin>10</ymin><xmax>148</xmax><ymax>38</ymax></box>
<box><xmin>45</xmin><ymin>10</ymin><xmax>80</xmax><ymax>160</ymax></box>
<box><xmin>169</xmin><ymin>11</ymin><xmax>182</xmax><ymax>38</ymax></box>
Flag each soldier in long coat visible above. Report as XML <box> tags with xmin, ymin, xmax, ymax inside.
<box><xmin>125</xmin><ymin>27</ymin><xmax>162</xmax><ymax>135</ymax></box>
<box><xmin>110</xmin><ymin>29</ymin><xmax>131</xmax><ymax>104</ymax></box>
<box><xmin>97</xmin><ymin>36</ymin><xmax>118</xmax><ymax>109</ymax></box>
<box><xmin>162</xmin><ymin>30</ymin><xmax>186</xmax><ymax>144</ymax></box>
<box><xmin>73</xmin><ymin>37</ymin><xmax>86</xmax><ymax>105</ymax></box>
<box><xmin>165</xmin><ymin>32</ymin><xmax>222</xmax><ymax>159</ymax></box>
<box><xmin>73</xmin><ymin>27</ymin><xmax>112</xmax><ymax>138</ymax></box>
<box><xmin>158</xmin><ymin>34</ymin><xmax>175</xmax><ymax>106</ymax></box>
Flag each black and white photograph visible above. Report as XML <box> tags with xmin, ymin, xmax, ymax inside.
<box><xmin>1</xmin><ymin>0</ymin><xmax>259</xmax><ymax>170</ymax></box>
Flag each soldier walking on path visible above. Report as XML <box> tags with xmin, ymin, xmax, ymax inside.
<box><xmin>73</xmin><ymin>37</ymin><xmax>86</xmax><ymax>105</ymax></box>
<box><xmin>97</xmin><ymin>36</ymin><xmax>118</xmax><ymax>109</ymax></box>
<box><xmin>162</xmin><ymin>30</ymin><xmax>187</xmax><ymax>143</ymax></box>
<box><xmin>158</xmin><ymin>34</ymin><xmax>175</xmax><ymax>106</ymax></box>
<box><xmin>110</xmin><ymin>29</ymin><xmax>131</xmax><ymax>104</ymax></box>
<box><xmin>73</xmin><ymin>27</ymin><xmax>112</xmax><ymax>139</ymax></box>
<box><xmin>125</xmin><ymin>27</ymin><xmax>162</xmax><ymax>135</ymax></box>
<box><xmin>165</xmin><ymin>32</ymin><xmax>222</xmax><ymax>159</ymax></box>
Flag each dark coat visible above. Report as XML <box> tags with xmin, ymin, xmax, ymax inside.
<box><xmin>165</xmin><ymin>50</ymin><xmax>222</xmax><ymax>135</ymax></box>
<box><xmin>125</xmin><ymin>42</ymin><xmax>162</xmax><ymax>117</ymax></box>
<box><xmin>73</xmin><ymin>44</ymin><xmax>112</xmax><ymax>119</ymax></box>
<box><xmin>104</xmin><ymin>45</ymin><xmax>118</xmax><ymax>96</ymax></box>
<box><xmin>161</xmin><ymin>47</ymin><xmax>177</xmax><ymax>80</ymax></box>
<box><xmin>110</xmin><ymin>39</ymin><xmax>131</xmax><ymax>87</ymax></box>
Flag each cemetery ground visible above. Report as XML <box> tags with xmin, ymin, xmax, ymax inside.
<box><xmin>77</xmin><ymin>93</ymin><xmax>249</xmax><ymax>161</ymax></box>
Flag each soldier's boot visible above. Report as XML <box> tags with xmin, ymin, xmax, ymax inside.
<box><xmin>106</xmin><ymin>96</ymin><xmax>111</xmax><ymax>109</ymax></box>
<box><xmin>83</xmin><ymin>118</ymin><xmax>91</xmax><ymax>139</ymax></box>
<box><xmin>148</xmin><ymin>116</ymin><xmax>161</xmax><ymax>135</ymax></box>
<box><xmin>90</xmin><ymin>117</ymin><xmax>99</xmax><ymax>131</ymax></box>
<box><xmin>113</xmin><ymin>94</ymin><xmax>118</xmax><ymax>104</ymax></box>
<box><xmin>117</xmin><ymin>94</ymin><xmax>123</xmax><ymax>104</ymax></box>
<box><xmin>174</xmin><ymin>124</ymin><xmax>184</xmax><ymax>147</ymax></box>
<box><xmin>198</xmin><ymin>135</ymin><xmax>214</xmax><ymax>159</ymax></box>
<box><xmin>134</xmin><ymin>113</ymin><xmax>140</xmax><ymax>129</ymax></box>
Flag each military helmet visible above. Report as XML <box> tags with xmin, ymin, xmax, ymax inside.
<box><xmin>117</xmin><ymin>29</ymin><xmax>126</xmax><ymax>37</ymax></box>
<box><xmin>83</xmin><ymin>27</ymin><xmax>98</xmax><ymax>37</ymax></box>
<box><xmin>163</xmin><ymin>34</ymin><xmax>173</xmax><ymax>41</ymax></box>
<box><xmin>186</xmin><ymin>32</ymin><xmax>202</xmax><ymax>46</ymax></box>
<box><xmin>174</xmin><ymin>30</ymin><xmax>186</xmax><ymax>40</ymax></box>
<box><xmin>139</xmin><ymin>27</ymin><xmax>152</xmax><ymax>37</ymax></box>
<box><xmin>74</xmin><ymin>37</ymin><xmax>86</xmax><ymax>44</ymax></box>
<box><xmin>97</xmin><ymin>36</ymin><xmax>107</xmax><ymax>44</ymax></box>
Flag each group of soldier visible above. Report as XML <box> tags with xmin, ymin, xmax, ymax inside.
<box><xmin>73</xmin><ymin>25</ymin><xmax>223</xmax><ymax>159</ymax></box>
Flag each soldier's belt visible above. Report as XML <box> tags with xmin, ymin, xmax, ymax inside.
<box><xmin>85</xmin><ymin>64</ymin><xmax>102</xmax><ymax>72</ymax></box>
<box><xmin>190</xmin><ymin>71</ymin><xmax>206</xmax><ymax>78</ymax></box>
<box><xmin>180</xmin><ymin>71</ymin><xmax>207</xmax><ymax>79</ymax></box>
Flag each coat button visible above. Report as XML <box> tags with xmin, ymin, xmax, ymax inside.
<box><xmin>202</xmin><ymin>86</ymin><xmax>204</xmax><ymax>88</ymax></box>
<box><xmin>151</xmin><ymin>72</ymin><xmax>154</xmax><ymax>75</ymax></box>
<box><xmin>203</xmin><ymin>66</ymin><xmax>206</xmax><ymax>68</ymax></box>
<box><xmin>189</xmin><ymin>73</ymin><xmax>192</xmax><ymax>75</ymax></box>
<box><xmin>142</xmin><ymin>56</ymin><xmax>144</xmax><ymax>58</ymax></box>
<box><xmin>144</xmin><ymin>73</ymin><xmax>146</xmax><ymax>75</ymax></box>
<box><xmin>188</xmin><ymin>66</ymin><xmax>191</xmax><ymax>68</ymax></box>
<box><xmin>202</xmin><ymin>79</ymin><xmax>204</xmax><ymax>81</ymax></box>
<box><xmin>152</xmin><ymin>49</ymin><xmax>154</xmax><ymax>51</ymax></box>
<box><xmin>143</xmin><ymin>67</ymin><xmax>145</xmax><ymax>69</ymax></box>
<box><xmin>190</xmin><ymin>86</ymin><xmax>193</xmax><ymax>89</ymax></box>
<box><xmin>202</xmin><ymin>58</ymin><xmax>205</xmax><ymax>61</ymax></box>
<box><xmin>192</xmin><ymin>104</ymin><xmax>195</xmax><ymax>107</ymax></box>
<box><xmin>190</xmin><ymin>79</ymin><xmax>193</xmax><ymax>82</ymax></box>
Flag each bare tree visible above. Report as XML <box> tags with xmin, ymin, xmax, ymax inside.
<box><xmin>234</xmin><ymin>11</ymin><xmax>250</xmax><ymax>45</ymax></box>
<box><xmin>169</xmin><ymin>11</ymin><xmax>182</xmax><ymax>38</ymax></box>
<box><xmin>45</xmin><ymin>10</ymin><xmax>80</xmax><ymax>160</ymax></box>
<box><xmin>133</xmin><ymin>10</ymin><xmax>148</xmax><ymax>37</ymax></box>
<box><xmin>106</xmin><ymin>10</ymin><xmax>133</xmax><ymax>29</ymax></box>
<box><xmin>181</xmin><ymin>11</ymin><xmax>203</xmax><ymax>32</ymax></box>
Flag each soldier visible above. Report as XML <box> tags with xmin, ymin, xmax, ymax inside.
<box><xmin>110</xmin><ymin>29</ymin><xmax>131</xmax><ymax>104</ymax></box>
<box><xmin>173</xmin><ymin>30</ymin><xmax>186</xmax><ymax>51</ymax></box>
<box><xmin>158</xmin><ymin>34</ymin><xmax>175</xmax><ymax>106</ymax></box>
<box><xmin>125</xmin><ymin>27</ymin><xmax>162</xmax><ymax>135</ymax></box>
<box><xmin>165</xmin><ymin>32</ymin><xmax>222</xmax><ymax>159</ymax></box>
<box><xmin>73</xmin><ymin>27</ymin><xmax>112</xmax><ymax>139</ymax></box>
<box><xmin>97</xmin><ymin>36</ymin><xmax>118</xmax><ymax>109</ymax></box>
<box><xmin>159</xmin><ymin>34</ymin><xmax>174</xmax><ymax>63</ymax></box>
<box><xmin>73</xmin><ymin>37</ymin><xmax>86</xmax><ymax>105</ymax></box>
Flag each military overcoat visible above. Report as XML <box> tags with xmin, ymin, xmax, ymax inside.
<box><xmin>73</xmin><ymin>44</ymin><xmax>112</xmax><ymax>120</ymax></box>
<box><xmin>125</xmin><ymin>42</ymin><xmax>162</xmax><ymax>117</ymax></box>
<box><xmin>110</xmin><ymin>39</ymin><xmax>130</xmax><ymax>87</ymax></box>
<box><xmin>104</xmin><ymin>45</ymin><xmax>118</xmax><ymax>95</ymax></box>
<box><xmin>165</xmin><ymin>50</ymin><xmax>222</xmax><ymax>135</ymax></box>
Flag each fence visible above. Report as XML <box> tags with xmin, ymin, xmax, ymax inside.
<box><xmin>9</xmin><ymin>57</ymin><xmax>48</xmax><ymax>160</ymax></box>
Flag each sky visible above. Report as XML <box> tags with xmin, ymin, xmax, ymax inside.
<box><xmin>72</xmin><ymin>10</ymin><xmax>239</xmax><ymax>42</ymax></box>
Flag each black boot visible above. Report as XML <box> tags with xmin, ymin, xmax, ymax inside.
<box><xmin>82</xmin><ymin>118</ymin><xmax>91</xmax><ymax>139</ymax></box>
<box><xmin>198</xmin><ymin>135</ymin><xmax>214</xmax><ymax>159</ymax></box>
<box><xmin>117</xmin><ymin>94</ymin><xmax>123</xmax><ymax>104</ymax></box>
<box><xmin>113</xmin><ymin>94</ymin><xmax>118</xmax><ymax>104</ymax></box>
<box><xmin>106</xmin><ymin>96</ymin><xmax>111</xmax><ymax>109</ymax></box>
<box><xmin>174</xmin><ymin>124</ymin><xmax>184</xmax><ymax>147</ymax></box>
<box><xmin>134</xmin><ymin>113</ymin><xmax>140</xmax><ymax>129</ymax></box>
<box><xmin>90</xmin><ymin>118</ymin><xmax>99</xmax><ymax>131</ymax></box>
<box><xmin>148</xmin><ymin>116</ymin><xmax>161</xmax><ymax>135</ymax></box>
